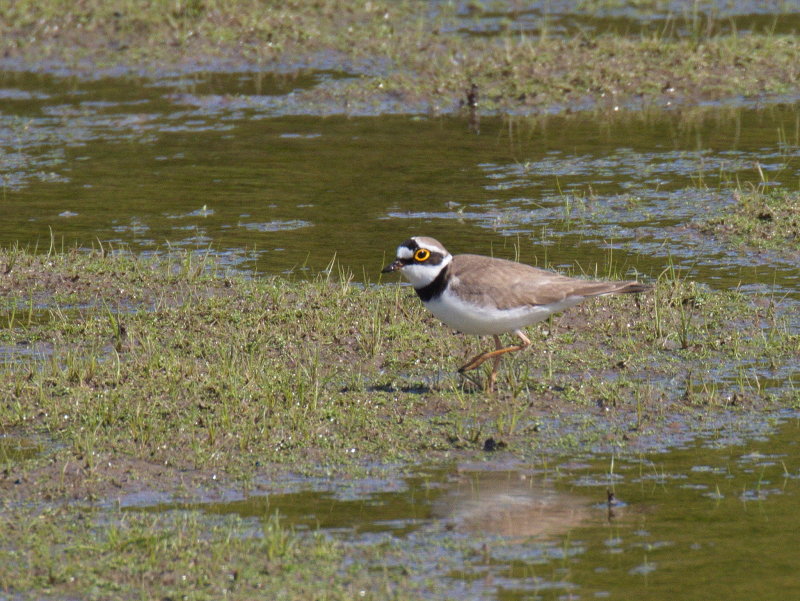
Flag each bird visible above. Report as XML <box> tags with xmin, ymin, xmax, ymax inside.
<box><xmin>381</xmin><ymin>236</ymin><xmax>649</xmax><ymax>391</ymax></box>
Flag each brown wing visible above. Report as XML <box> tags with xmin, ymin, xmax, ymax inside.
<box><xmin>449</xmin><ymin>254</ymin><xmax>647</xmax><ymax>311</ymax></box>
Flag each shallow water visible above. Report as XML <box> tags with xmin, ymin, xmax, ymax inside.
<box><xmin>125</xmin><ymin>411</ymin><xmax>800</xmax><ymax>600</ymax></box>
<box><xmin>0</xmin><ymin>434</ymin><xmax>42</xmax><ymax>463</ymax></box>
<box><xmin>443</xmin><ymin>0</ymin><xmax>800</xmax><ymax>39</ymax></box>
<box><xmin>1</xmin><ymin>70</ymin><xmax>799</xmax><ymax>299</ymax></box>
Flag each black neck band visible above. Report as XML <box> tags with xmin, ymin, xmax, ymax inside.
<box><xmin>415</xmin><ymin>264</ymin><xmax>449</xmax><ymax>302</ymax></box>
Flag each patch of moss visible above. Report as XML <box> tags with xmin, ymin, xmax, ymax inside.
<box><xmin>700</xmin><ymin>188</ymin><xmax>800</xmax><ymax>251</ymax></box>
<box><xmin>0</xmin><ymin>247</ymin><xmax>797</xmax><ymax>489</ymax></box>
<box><xmin>0</xmin><ymin>504</ymin><xmax>397</xmax><ymax>601</ymax></box>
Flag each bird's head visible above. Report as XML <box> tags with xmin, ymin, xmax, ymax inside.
<box><xmin>382</xmin><ymin>236</ymin><xmax>452</xmax><ymax>288</ymax></box>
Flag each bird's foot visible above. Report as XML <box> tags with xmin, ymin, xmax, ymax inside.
<box><xmin>458</xmin><ymin>351</ymin><xmax>490</xmax><ymax>373</ymax></box>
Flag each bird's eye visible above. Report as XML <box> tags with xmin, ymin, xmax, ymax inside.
<box><xmin>414</xmin><ymin>249</ymin><xmax>431</xmax><ymax>261</ymax></box>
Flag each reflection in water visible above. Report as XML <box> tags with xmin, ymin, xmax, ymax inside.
<box><xmin>126</xmin><ymin>465</ymin><xmax>598</xmax><ymax>539</ymax></box>
<box><xmin>434</xmin><ymin>469</ymin><xmax>593</xmax><ymax>537</ymax></box>
<box><xmin>121</xmin><ymin>413</ymin><xmax>800</xmax><ymax>600</ymax></box>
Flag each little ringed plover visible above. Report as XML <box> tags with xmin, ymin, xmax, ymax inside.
<box><xmin>382</xmin><ymin>236</ymin><xmax>649</xmax><ymax>391</ymax></box>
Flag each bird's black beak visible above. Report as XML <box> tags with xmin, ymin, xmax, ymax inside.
<box><xmin>381</xmin><ymin>259</ymin><xmax>403</xmax><ymax>274</ymax></box>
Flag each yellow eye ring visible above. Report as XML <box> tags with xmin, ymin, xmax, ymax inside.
<box><xmin>414</xmin><ymin>248</ymin><xmax>431</xmax><ymax>262</ymax></box>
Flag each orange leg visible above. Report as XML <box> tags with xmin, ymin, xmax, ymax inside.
<box><xmin>488</xmin><ymin>335</ymin><xmax>504</xmax><ymax>392</ymax></box>
<box><xmin>458</xmin><ymin>331</ymin><xmax>532</xmax><ymax>391</ymax></box>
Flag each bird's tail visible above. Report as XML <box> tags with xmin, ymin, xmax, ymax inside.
<box><xmin>609</xmin><ymin>281</ymin><xmax>651</xmax><ymax>295</ymax></box>
<box><xmin>581</xmin><ymin>280</ymin><xmax>651</xmax><ymax>297</ymax></box>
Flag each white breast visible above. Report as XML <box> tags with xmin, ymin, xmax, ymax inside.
<box><xmin>424</xmin><ymin>287</ymin><xmax>584</xmax><ymax>335</ymax></box>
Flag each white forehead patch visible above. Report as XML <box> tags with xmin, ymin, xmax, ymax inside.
<box><xmin>397</xmin><ymin>246</ymin><xmax>414</xmax><ymax>259</ymax></box>
<box><xmin>412</xmin><ymin>237</ymin><xmax>448</xmax><ymax>255</ymax></box>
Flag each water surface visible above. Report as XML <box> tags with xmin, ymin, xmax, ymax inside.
<box><xmin>1</xmin><ymin>70</ymin><xmax>799</xmax><ymax>299</ymax></box>
<box><xmin>125</xmin><ymin>412</ymin><xmax>800</xmax><ymax>600</ymax></box>
<box><xmin>444</xmin><ymin>0</ymin><xmax>800</xmax><ymax>38</ymax></box>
